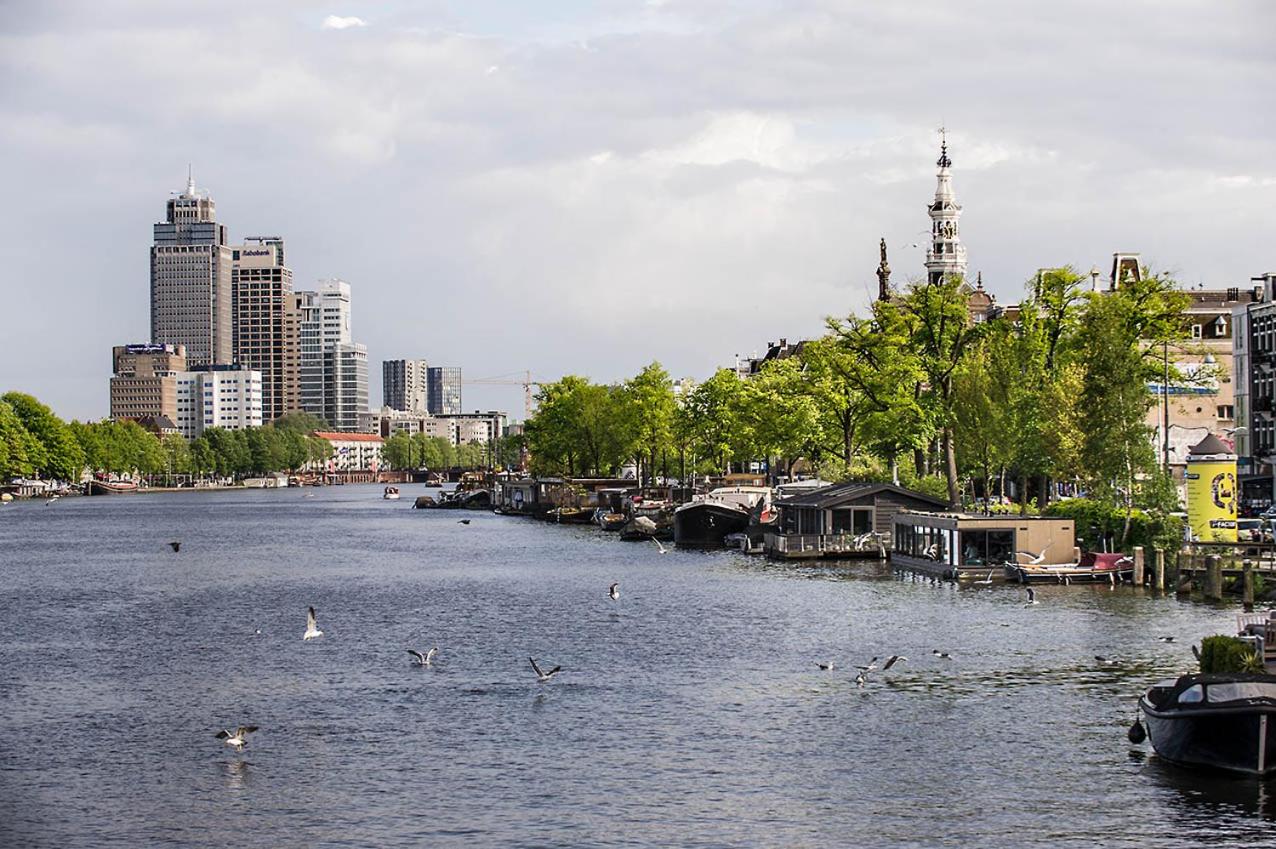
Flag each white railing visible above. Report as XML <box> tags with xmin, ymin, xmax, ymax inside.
<box><xmin>765</xmin><ymin>531</ymin><xmax>886</xmax><ymax>555</ymax></box>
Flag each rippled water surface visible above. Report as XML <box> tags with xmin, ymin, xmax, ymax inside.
<box><xmin>2</xmin><ymin>485</ymin><xmax>1275</xmax><ymax>847</ymax></box>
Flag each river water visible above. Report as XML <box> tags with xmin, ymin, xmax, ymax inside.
<box><xmin>0</xmin><ymin>485</ymin><xmax>1273</xmax><ymax>847</ymax></box>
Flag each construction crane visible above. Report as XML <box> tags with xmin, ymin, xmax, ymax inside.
<box><xmin>463</xmin><ymin>370</ymin><xmax>540</xmax><ymax>420</ymax></box>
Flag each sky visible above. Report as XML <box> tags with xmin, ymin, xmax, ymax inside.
<box><xmin>1</xmin><ymin>0</ymin><xmax>1273</xmax><ymax>422</ymax></box>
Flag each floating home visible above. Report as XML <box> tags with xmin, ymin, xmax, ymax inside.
<box><xmin>765</xmin><ymin>483</ymin><xmax>948</xmax><ymax>560</ymax></box>
<box><xmin>890</xmin><ymin>511</ymin><xmax>1078</xmax><ymax>578</ymax></box>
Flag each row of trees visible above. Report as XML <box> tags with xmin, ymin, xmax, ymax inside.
<box><xmin>524</xmin><ymin>266</ymin><xmax>1197</xmax><ymax>542</ymax></box>
<box><xmin>380</xmin><ymin>431</ymin><xmax>512</xmax><ymax>471</ymax></box>
<box><xmin>0</xmin><ymin>398</ymin><xmax>339</xmax><ymax>481</ymax></box>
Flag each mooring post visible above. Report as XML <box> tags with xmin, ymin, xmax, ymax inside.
<box><xmin>1154</xmin><ymin>548</ymin><xmax>1166</xmax><ymax>592</ymax></box>
<box><xmin>1206</xmin><ymin>554</ymin><xmax>1223</xmax><ymax>601</ymax></box>
<box><xmin>1174</xmin><ymin>551</ymin><xmax>1189</xmax><ymax>595</ymax></box>
<box><xmin>1244</xmin><ymin>559</ymin><xmax>1255</xmax><ymax>612</ymax></box>
<box><xmin>1133</xmin><ymin>546</ymin><xmax>1145</xmax><ymax>586</ymax></box>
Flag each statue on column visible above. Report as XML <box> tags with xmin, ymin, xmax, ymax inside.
<box><xmin>876</xmin><ymin>237</ymin><xmax>892</xmax><ymax>302</ymax></box>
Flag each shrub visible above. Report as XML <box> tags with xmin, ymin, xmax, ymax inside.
<box><xmin>1199</xmin><ymin>635</ymin><xmax>1264</xmax><ymax>674</ymax></box>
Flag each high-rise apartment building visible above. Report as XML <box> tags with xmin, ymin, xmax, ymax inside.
<box><xmin>109</xmin><ymin>343</ymin><xmax>187</xmax><ymax>423</ymax></box>
<box><xmin>150</xmin><ymin>173</ymin><xmax>234</xmax><ymax>367</ymax></box>
<box><xmin>427</xmin><ymin>366</ymin><xmax>462</xmax><ymax>415</ymax></box>
<box><xmin>383</xmin><ymin>359</ymin><xmax>429</xmax><ymax>413</ymax></box>
<box><xmin>326</xmin><ymin>343</ymin><xmax>369</xmax><ymax>432</ymax></box>
<box><xmin>231</xmin><ymin>237</ymin><xmax>300</xmax><ymax>422</ymax></box>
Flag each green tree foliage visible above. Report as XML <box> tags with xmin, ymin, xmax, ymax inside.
<box><xmin>623</xmin><ymin>362</ymin><xmax>675</xmax><ymax>485</ymax></box>
<box><xmin>272</xmin><ymin>411</ymin><xmax>331</xmax><ymax>434</ymax></box>
<box><xmin>676</xmin><ymin>369</ymin><xmax>746</xmax><ymax>476</ymax></box>
<box><xmin>2</xmin><ymin>392</ymin><xmax>83</xmax><ymax>481</ymax></box>
<box><xmin>0</xmin><ymin>400</ymin><xmax>44</xmax><ymax>479</ymax></box>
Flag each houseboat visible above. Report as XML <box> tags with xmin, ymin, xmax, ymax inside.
<box><xmin>890</xmin><ymin>511</ymin><xmax>1077</xmax><ymax>579</ymax></box>
<box><xmin>765</xmin><ymin>483</ymin><xmax>947</xmax><ymax>560</ymax></box>
<box><xmin>673</xmin><ymin>486</ymin><xmax>772</xmax><ymax>548</ymax></box>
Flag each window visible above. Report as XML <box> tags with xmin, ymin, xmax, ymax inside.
<box><xmin>959</xmin><ymin>529</ymin><xmax>1015</xmax><ymax>566</ymax></box>
<box><xmin>831</xmin><ymin>508</ymin><xmax>873</xmax><ymax>535</ymax></box>
<box><xmin>1191</xmin><ymin>324</ymin><xmax>1203</xmax><ymax>339</ymax></box>
<box><xmin>1217</xmin><ymin>405</ymin><xmax>1235</xmax><ymax>420</ymax></box>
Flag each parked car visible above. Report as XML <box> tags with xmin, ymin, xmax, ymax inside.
<box><xmin>1237</xmin><ymin>519</ymin><xmax>1273</xmax><ymax>543</ymax></box>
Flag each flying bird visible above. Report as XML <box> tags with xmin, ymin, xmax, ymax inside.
<box><xmin>816</xmin><ymin>661</ymin><xmax>834</xmax><ymax>671</ymax></box>
<box><xmin>1192</xmin><ymin>644</ymin><xmax>1201</xmax><ymax>661</ymax></box>
<box><xmin>1094</xmin><ymin>655</ymin><xmax>1120</xmax><ymax>667</ymax></box>
<box><xmin>215</xmin><ymin>726</ymin><xmax>259</xmax><ymax>753</ymax></box>
<box><xmin>458</xmin><ymin>519</ymin><xmax>471</xmax><ymax>525</ymax></box>
<box><xmin>1158</xmin><ymin>636</ymin><xmax>1175</xmax><ymax>643</ymax></box>
<box><xmin>1024</xmin><ymin>587</ymin><xmax>1040</xmax><ymax>606</ymax></box>
<box><xmin>932</xmin><ymin>649</ymin><xmax>952</xmax><ymax>659</ymax></box>
<box><xmin>855</xmin><ymin>657</ymin><xmax>879</xmax><ymax>673</ymax></box>
<box><xmin>45</xmin><ymin>494</ymin><xmax>60</xmax><ymax>506</ymax></box>
<box><xmin>408</xmin><ymin>647</ymin><xmax>438</xmax><ymax>667</ymax></box>
<box><xmin>1017</xmin><ymin>548</ymin><xmax>1048</xmax><ymax>565</ymax></box>
<box><xmin>652</xmin><ymin>538</ymin><xmax>668</xmax><ymax>554</ymax></box>
<box><xmin>972</xmin><ymin>571</ymin><xmax>994</xmax><ymax>586</ymax></box>
<box><xmin>529</xmin><ymin>656</ymin><xmax>561</xmax><ymax>682</ymax></box>
<box><xmin>303</xmin><ymin>606</ymin><xmax>324</xmax><ymax>640</ymax></box>
<box><xmin>854</xmin><ymin>671</ymin><xmax>867</xmax><ymax>687</ymax></box>
<box><xmin>169</xmin><ymin>541</ymin><xmax>181</xmax><ymax>552</ymax></box>
<box><xmin>609</xmin><ymin>582</ymin><xmax>619</xmax><ymax>601</ymax></box>
<box><xmin>883</xmin><ymin>655</ymin><xmax>907</xmax><ymax>671</ymax></box>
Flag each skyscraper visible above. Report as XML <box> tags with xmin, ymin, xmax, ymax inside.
<box><xmin>295</xmin><ymin>279</ymin><xmax>367</xmax><ymax>430</ymax></box>
<box><xmin>150</xmin><ymin>172</ymin><xmax>234</xmax><ymax>367</ymax></box>
<box><xmin>427</xmin><ymin>366</ymin><xmax>462</xmax><ymax>415</ymax></box>
<box><xmin>231</xmin><ymin>237</ymin><xmax>300</xmax><ymax>422</ymax></box>
<box><xmin>383</xmin><ymin>359</ymin><xmax>429</xmax><ymax>412</ymax></box>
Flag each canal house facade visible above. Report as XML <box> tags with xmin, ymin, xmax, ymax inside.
<box><xmin>765</xmin><ymin>482</ymin><xmax>948</xmax><ymax>560</ymax></box>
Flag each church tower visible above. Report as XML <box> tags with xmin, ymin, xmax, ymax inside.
<box><xmin>924</xmin><ymin>130</ymin><xmax>968</xmax><ymax>285</ymax></box>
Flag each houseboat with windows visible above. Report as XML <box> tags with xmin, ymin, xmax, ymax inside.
<box><xmin>673</xmin><ymin>486</ymin><xmax>772</xmax><ymax>548</ymax></box>
<box><xmin>765</xmin><ymin>483</ymin><xmax>947</xmax><ymax>560</ymax></box>
<box><xmin>890</xmin><ymin>511</ymin><xmax>1078</xmax><ymax>580</ymax></box>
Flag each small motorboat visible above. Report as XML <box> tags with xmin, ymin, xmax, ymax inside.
<box><xmin>383</xmin><ymin>486</ymin><xmax>401</xmax><ymax>500</ymax></box>
<box><xmin>1138</xmin><ymin>673</ymin><xmax>1276</xmax><ymax>776</ymax></box>
<box><xmin>1010</xmin><ymin>551</ymin><xmax>1134</xmax><ymax>584</ymax></box>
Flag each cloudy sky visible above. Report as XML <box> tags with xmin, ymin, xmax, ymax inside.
<box><xmin>1</xmin><ymin>1</ymin><xmax>1272</xmax><ymax>421</ymax></box>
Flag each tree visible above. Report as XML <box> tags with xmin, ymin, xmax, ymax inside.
<box><xmin>383</xmin><ymin>432</ymin><xmax>414</xmax><ymax>470</ymax></box>
<box><xmin>736</xmin><ymin>358</ymin><xmax>822</xmax><ymax>482</ymax></box>
<box><xmin>622</xmin><ymin>362</ymin><xmax>676</xmax><ymax>485</ymax></box>
<box><xmin>160</xmin><ymin>433</ymin><xmax>192</xmax><ymax>476</ymax></box>
<box><xmin>0</xmin><ymin>400</ymin><xmax>43</xmax><ymax>479</ymax></box>
<box><xmin>676</xmin><ymin>369</ymin><xmax>745</xmax><ymax>476</ymax></box>
<box><xmin>272</xmin><ymin>411</ymin><xmax>330</xmax><ymax>434</ymax></box>
<box><xmin>2</xmin><ymin>392</ymin><xmax>83</xmax><ymax>481</ymax></box>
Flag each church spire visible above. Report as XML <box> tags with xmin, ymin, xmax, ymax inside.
<box><xmin>185</xmin><ymin>163</ymin><xmax>196</xmax><ymax>197</ymax></box>
<box><xmin>876</xmin><ymin>237</ymin><xmax>892</xmax><ymax>301</ymax></box>
<box><xmin>924</xmin><ymin>127</ymin><xmax>967</xmax><ymax>285</ymax></box>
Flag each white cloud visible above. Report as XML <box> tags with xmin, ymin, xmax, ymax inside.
<box><xmin>321</xmin><ymin>15</ymin><xmax>367</xmax><ymax>31</ymax></box>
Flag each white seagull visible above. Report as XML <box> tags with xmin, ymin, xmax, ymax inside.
<box><xmin>45</xmin><ymin>494</ymin><xmax>60</xmax><ymax>506</ymax></box>
<box><xmin>855</xmin><ymin>657</ymin><xmax>880</xmax><ymax>673</ymax></box>
<box><xmin>529</xmin><ymin>656</ymin><xmax>561</xmax><ymax>682</ymax></box>
<box><xmin>972</xmin><ymin>571</ymin><xmax>994</xmax><ymax>586</ymax></box>
<box><xmin>216</xmin><ymin>726</ymin><xmax>259</xmax><ymax>752</ymax></box>
<box><xmin>1024</xmin><ymin>587</ymin><xmax>1040</xmax><ymax>606</ymax></box>
<box><xmin>303</xmin><ymin>606</ymin><xmax>324</xmax><ymax>640</ymax></box>
<box><xmin>883</xmin><ymin>655</ymin><xmax>907</xmax><ymax>671</ymax></box>
<box><xmin>1017</xmin><ymin>548</ymin><xmax>1048</xmax><ymax>565</ymax></box>
<box><xmin>816</xmin><ymin>661</ymin><xmax>834</xmax><ymax>671</ymax></box>
<box><xmin>609</xmin><ymin>582</ymin><xmax>620</xmax><ymax>601</ymax></box>
<box><xmin>932</xmin><ymin>649</ymin><xmax>951</xmax><ymax>659</ymax></box>
<box><xmin>408</xmin><ymin>647</ymin><xmax>438</xmax><ymax>666</ymax></box>
<box><xmin>652</xmin><ymin>538</ymin><xmax>668</xmax><ymax>555</ymax></box>
<box><xmin>1094</xmin><ymin>655</ymin><xmax>1121</xmax><ymax>667</ymax></box>
<box><xmin>854</xmin><ymin>671</ymin><xmax>867</xmax><ymax>687</ymax></box>
<box><xmin>1158</xmin><ymin>636</ymin><xmax>1175</xmax><ymax>643</ymax></box>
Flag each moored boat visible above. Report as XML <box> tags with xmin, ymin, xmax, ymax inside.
<box><xmin>86</xmin><ymin>479</ymin><xmax>139</xmax><ymax>495</ymax></box>
<box><xmin>1011</xmin><ymin>551</ymin><xmax>1133</xmax><ymax>584</ymax></box>
<box><xmin>383</xmin><ymin>486</ymin><xmax>401</xmax><ymax>500</ymax></box>
<box><xmin>673</xmin><ymin>486</ymin><xmax>771</xmax><ymax>548</ymax></box>
<box><xmin>1139</xmin><ymin>673</ymin><xmax>1276</xmax><ymax>776</ymax></box>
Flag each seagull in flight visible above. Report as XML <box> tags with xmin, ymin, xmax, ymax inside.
<box><xmin>1094</xmin><ymin>655</ymin><xmax>1121</xmax><ymax>667</ymax></box>
<box><xmin>609</xmin><ymin>582</ymin><xmax>619</xmax><ymax>601</ymax></box>
<box><xmin>458</xmin><ymin>518</ymin><xmax>471</xmax><ymax>525</ymax></box>
<box><xmin>855</xmin><ymin>657</ymin><xmax>879</xmax><ymax>673</ymax></box>
<box><xmin>408</xmin><ymin>647</ymin><xmax>438</xmax><ymax>666</ymax></box>
<box><xmin>529</xmin><ymin>656</ymin><xmax>561</xmax><ymax>682</ymax></box>
<box><xmin>854</xmin><ymin>671</ymin><xmax>867</xmax><ymax>687</ymax></box>
<box><xmin>972</xmin><ymin>571</ymin><xmax>994</xmax><ymax>585</ymax></box>
<box><xmin>1024</xmin><ymin>587</ymin><xmax>1040</xmax><ymax>606</ymax></box>
<box><xmin>45</xmin><ymin>494</ymin><xmax>60</xmax><ymax>506</ymax></box>
<box><xmin>303</xmin><ymin>606</ymin><xmax>324</xmax><ymax>640</ymax></box>
<box><xmin>1158</xmin><ymin>636</ymin><xmax>1175</xmax><ymax>643</ymax></box>
<box><xmin>1192</xmin><ymin>644</ymin><xmax>1202</xmax><ymax>661</ymax></box>
<box><xmin>883</xmin><ymin>655</ymin><xmax>907</xmax><ymax>671</ymax></box>
<box><xmin>215</xmin><ymin>726</ymin><xmax>259</xmax><ymax>753</ymax></box>
<box><xmin>652</xmin><ymin>538</ymin><xmax>668</xmax><ymax>554</ymax></box>
<box><xmin>816</xmin><ymin>661</ymin><xmax>835</xmax><ymax>671</ymax></box>
<box><xmin>932</xmin><ymin>649</ymin><xmax>951</xmax><ymax>659</ymax></box>
<box><xmin>1017</xmin><ymin>548</ymin><xmax>1048</xmax><ymax>565</ymax></box>
<box><xmin>169</xmin><ymin>541</ymin><xmax>181</xmax><ymax>552</ymax></box>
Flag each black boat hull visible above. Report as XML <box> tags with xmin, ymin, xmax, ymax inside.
<box><xmin>1141</xmin><ymin>699</ymin><xmax>1276</xmax><ymax>776</ymax></box>
<box><xmin>673</xmin><ymin>503</ymin><xmax>750</xmax><ymax>548</ymax></box>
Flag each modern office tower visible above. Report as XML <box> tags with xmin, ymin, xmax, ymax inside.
<box><xmin>109</xmin><ymin>343</ymin><xmax>187</xmax><ymax>423</ymax></box>
<box><xmin>150</xmin><ymin>172</ymin><xmax>234</xmax><ymax>367</ymax></box>
<box><xmin>326</xmin><ymin>343</ymin><xmax>369</xmax><ymax>432</ymax></box>
<box><xmin>427</xmin><ymin>366</ymin><xmax>462</xmax><ymax>415</ymax></box>
<box><xmin>174</xmin><ymin>366</ymin><xmax>263</xmax><ymax>438</ymax></box>
<box><xmin>382</xmin><ymin>359</ymin><xmax>429</xmax><ymax>412</ymax></box>
<box><xmin>231</xmin><ymin>237</ymin><xmax>300</xmax><ymax>422</ymax></box>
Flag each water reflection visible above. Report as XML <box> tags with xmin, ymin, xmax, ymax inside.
<box><xmin>223</xmin><ymin>759</ymin><xmax>250</xmax><ymax>792</ymax></box>
<box><xmin>1144</xmin><ymin>758</ymin><xmax>1276</xmax><ymax>822</ymax></box>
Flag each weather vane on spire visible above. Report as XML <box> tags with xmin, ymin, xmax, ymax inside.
<box><xmin>936</xmin><ymin>124</ymin><xmax>951</xmax><ymax>168</ymax></box>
